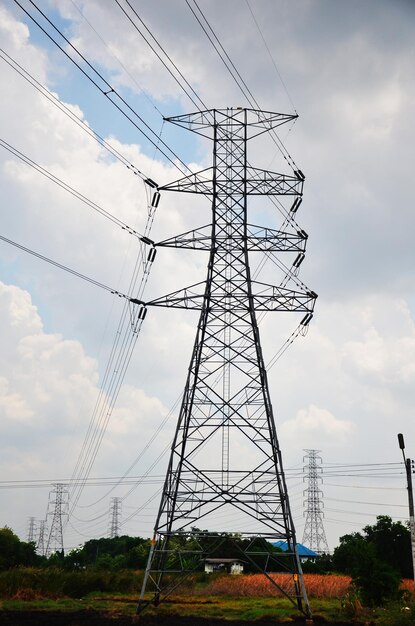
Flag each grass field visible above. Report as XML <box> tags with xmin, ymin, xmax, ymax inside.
<box><xmin>0</xmin><ymin>571</ymin><xmax>414</xmax><ymax>624</ymax></box>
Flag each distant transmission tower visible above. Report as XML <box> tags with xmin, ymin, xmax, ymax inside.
<box><xmin>109</xmin><ymin>497</ymin><xmax>122</xmax><ymax>538</ymax></box>
<box><xmin>37</xmin><ymin>519</ymin><xmax>47</xmax><ymax>556</ymax></box>
<box><xmin>45</xmin><ymin>483</ymin><xmax>69</xmax><ymax>557</ymax></box>
<box><xmin>137</xmin><ymin>108</ymin><xmax>317</xmax><ymax>619</ymax></box>
<box><xmin>27</xmin><ymin>516</ymin><xmax>36</xmax><ymax>543</ymax></box>
<box><xmin>302</xmin><ymin>449</ymin><xmax>329</xmax><ymax>554</ymax></box>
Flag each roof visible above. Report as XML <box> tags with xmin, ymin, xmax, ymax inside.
<box><xmin>273</xmin><ymin>541</ymin><xmax>319</xmax><ymax>558</ymax></box>
<box><xmin>205</xmin><ymin>558</ymin><xmax>244</xmax><ymax>564</ymax></box>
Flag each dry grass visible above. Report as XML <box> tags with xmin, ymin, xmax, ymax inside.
<box><xmin>197</xmin><ymin>573</ymin><xmax>352</xmax><ymax>598</ymax></box>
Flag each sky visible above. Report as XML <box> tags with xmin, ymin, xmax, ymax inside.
<box><xmin>1</xmin><ymin>0</ymin><xmax>415</xmax><ymax>553</ymax></box>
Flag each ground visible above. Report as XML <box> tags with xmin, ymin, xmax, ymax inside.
<box><xmin>0</xmin><ymin>612</ymin><xmax>354</xmax><ymax>626</ymax></box>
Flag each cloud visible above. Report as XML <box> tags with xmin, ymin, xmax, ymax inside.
<box><xmin>342</xmin><ymin>298</ymin><xmax>415</xmax><ymax>387</ymax></box>
<box><xmin>281</xmin><ymin>404</ymin><xmax>355</xmax><ymax>449</ymax></box>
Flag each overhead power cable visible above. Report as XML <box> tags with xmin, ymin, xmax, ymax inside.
<box><xmin>185</xmin><ymin>0</ymin><xmax>298</xmax><ymax>170</ymax></box>
<box><xmin>0</xmin><ymin>48</ymin><xmax>156</xmax><ymax>184</ymax></box>
<box><xmin>244</xmin><ymin>0</ymin><xmax>297</xmax><ymax>113</ymax></box>
<box><xmin>13</xmin><ymin>0</ymin><xmax>191</xmax><ymax>175</ymax></box>
<box><xmin>114</xmin><ymin>0</ymin><xmax>208</xmax><ymax>112</ymax></box>
<box><xmin>0</xmin><ymin>138</ymin><xmax>153</xmax><ymax>242</ymax></box>
<box><xmin>185</xmin><ymin>0</ymin><xmax>257</xmax><ymax>106</ymax></box>
<box><xmin>69</xmin><ymin>0</ymin><xmax>164</xmax><ymax>117</ymax></box>
<box><xmin>0</xmin><ymin>232</ymin><xmax>134</xmax><ymax>300</ymax></box>
<box><xmin>66</xmin><ymin>184</ymin><xmax>159</xmax><ymax>517</ymax></box>
<box><xmin>67</xmin><ymin>245</ymin><xmax>153</xmax><ymax>513</ymax></box>
<box><xmin>325</xmin><ymin>497</ymin><xmax>406</xmax><ymax>509</ymax></box>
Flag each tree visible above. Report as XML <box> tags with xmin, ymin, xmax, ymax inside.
<box><xmin>332</xmin><ymin>517</ymin><xmax>408</xmax><ymax>607</ymax></box>
<box><xmin>0</xmin><ymin>527</ymin><xmax>39</xmax><ymax>569</ymax></box>
<box><xmin>63</xmin><ymin>535</ymin><xmax>151</xmax><ymax>570</ymax></box>
<box><xmin>363</xmin><ymin>515</ymin><xmax>412</xmax><ymax>579</ymax></box>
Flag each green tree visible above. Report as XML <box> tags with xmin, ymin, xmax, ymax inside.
<box><xmin>363</xmin><ymin>515</ymin><xmax>412</xmax><ymax>579</ymax></box>
<box><xmin>63</xmin><ymin>535</ymin><xmax>151</xmax><ymax>570</ymax></box>
<box><xmin>332</xmin><ymin>517</ymin><xmax>407</xmax><ymax>607</ymax></box>
<box><xmin>0</xmin><ymin>527</ymin><xmax>39</xmax><ymax>569</ymax></box>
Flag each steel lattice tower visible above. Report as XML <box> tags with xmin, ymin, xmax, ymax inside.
<box><xmin>45</xmin><ymin>483</ymin><xmax>69</xmax><ymax>557</ymax></box>
<box><xmin>37</xmin><ymin>519</ymin><xmax>47</xmax><ymax>556</ymax></box>
<box><xmin>137</xmin><ymin>108</ymin><xmax>317</xmax><ymax>618</ymax></box>
<box><xmin>27</xmin><ymin>516</ymin><xmax>36</xmax><ymax>543</ymax></box>
<box><xmin>109</xmin><ymin>497</ymin><xmax>122</xmax><ymax>538</ymax></box>
<box><xmin>302</xmin><ymin>450</ymin><xmax>329</xmax><ymax>554</ymax></box>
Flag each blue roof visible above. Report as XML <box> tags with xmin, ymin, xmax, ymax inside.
<box><xmin>273</xmin><ymin>541</ymin><xmax>319</xmax><ymax>558</ymax></box>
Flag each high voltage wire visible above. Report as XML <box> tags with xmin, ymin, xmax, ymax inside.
<box><xmin>114</xmin><ymin>0</ymin><xmax>208</xmax><ymax>113</ymax></box>
<box><xmin>67</xmin><ymin>211</ymin><xmax>157</xmax><ymax>516</ymax></box>
<box><xmin>77</xmin><ymin>394</ymin><xmax>182</xmax><ymax>509</ymax></box>
<box><xmin>6</xmin><ymin>2</ymin><xmax>177</xmax><ymax>515</ymax></box>
<box><xmin>0</xmin><ymin>14</ymin><xmax>167</xmax><ymax>518</ymax></box>
<box><xmin>185</xmin><ymin>0</ymin><xmax>298</xmax><ymax>170</ymax></box>
<box><xmin>13</xmin><ymin>0</ymin><xmax>191</xmax><ymax>175</ymax></box>
<box><xmin>0</xmin><ymin>138</ymin><xmax>152</xmax><ymax>241</ymax></box>
<box><xmin>0</xmin><ymin>232</ymin><xmax>132</xmax><ymax>300</ymax></box>
<box><xmin>68</xmin><ymin>0</ymin><xmax>164</xmax><ymax>118</ymax></box>
<box><xmin>0</xmin><ymin>48</ymin><xmax>157</xmax><ymax>183</ymax></box>
<box><xmin>244</xmin><ymin>0</ymin><xmax>297</xmax><ymax>114</ymax></box>
<box><xmin>0</xmin><ymin>462</ymin><xmax>403</xmax><ymax>489</ymax></box>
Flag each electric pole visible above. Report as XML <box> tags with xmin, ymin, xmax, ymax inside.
<box><xmin>136</xmin><ymin>108</ymin><xmax>317</xmax><ymax>619</ymax></box>
<box><xmin>109</xmin><ymin>497</ymin><xmax>122</xmax><ymax>538</ymax></box>
<box><xmin>302</xmin><ymin>449</ymin><xmax>329</xmax><ymax>554</ymax></box>
<box><xmin>45</xmin><ymin>483</ymin><xmax>69</xmax><ymax>557</ymax></box>
<box><xmin>27</xmin><ymin>516</ymin><xmax>36</xmax><ymax>543</ymax></box>
<box><xmin>37</xmin><ymin>519</ymin><xmax>47</xmax><ymax>556</ymax></box>
<box><xmin>398</xmin><ymin>433</ymin><xmax>415</xmax><ymax>580</ymax></box>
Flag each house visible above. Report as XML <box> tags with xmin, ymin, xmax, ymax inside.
<box><xmin>272</xmin><ymin>541</ymin><xmax>319</xmax><ymax>561</ymax></box>
<box><xmin>204</xmin><ymin>558</ymin><xmax>244</xmax><ymax>575</ymax></box>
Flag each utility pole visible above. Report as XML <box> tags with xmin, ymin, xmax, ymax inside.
<box><xmin>398</xmin><ymin>433</ymin><xmax>415</xmax><ymax>580</ymax></box>
<box><xmin>302</xmin><ymin>450</ymin><xmax>329</xmax><ymax>554</ymax></box>
<box><xmin>136</xmin><ymin>108</ymin><xmax>317</xmax><ymax>619</ymax></box>
<box><xmin>109</xmin><ymin>497</ymin><xmax>122</xmax><ymax>538</ymax></box>
<box><xmin>45</xmin><ymin>483</ymin><xmax>69</xmax><ymax>557</ymax></box>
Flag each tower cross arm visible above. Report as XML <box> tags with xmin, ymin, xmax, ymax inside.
<box><xmin>245</xmin><ymin>167</ymin><xmax>304</xmax><ymax>195</ymax></box>
<box><xmin>160</xmin><ymin>168</ymin><xmax>213</xmax><ymax>194</ymax></box>
<box><xmin>164</xmin><ymin>109</ymin><xmax>298</xmax><ymax>139</ymax></box>
<box><xmin>156</xmin><ymin>223</ymin><xmax>307</xmax><ymax>252</ymax></box>
<box><xmin>251</xmin><ymin>282</ymin><xmax>317</xmax><ymax>312</ymax></box>
<box><xmin>160</xmin><ymin>167</ymin><xmax>304</xmax><ymax>196</ymax></box>
<box><xmin>145</xmin><ymin>282</ymin><xmax>317</xmax><ymax>312</ymax></box>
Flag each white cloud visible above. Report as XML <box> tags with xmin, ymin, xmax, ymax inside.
<box><xmin>281</xmin><ymin>404</ymin><xmax>355</xmax><ymax>449</ymax></box>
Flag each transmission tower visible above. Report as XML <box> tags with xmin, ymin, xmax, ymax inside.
<box><xmin>302</xmin><ymin>450</ymin><xmax>329</xmax><ymax>554</ymax></box>
<box><xmin>109</xmin><ymin>497</ymin><xmax>122</xmax><ymax>538</ymax></box>
<box><xmin>45</xmin><ymin>483</ymin><xmax>69</xmax><ymax>557</ymax></box>
<box><xmin>27</xmin><ymin>516</ymin><xmax>36</xmax><ymax>543</ymax></box>
<box><xmin>37</xmin><ymin>519</ymin><xmax>48</xmax><ymax>556</ymax></box>
<box><xmin>137</xmin><ymin>108</ymin><xmax>317</xmax><ymax>619</ymax></box>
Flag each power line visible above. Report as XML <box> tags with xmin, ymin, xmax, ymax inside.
<box><xmin>244</xmin><ymin>0</ymin><xmax>297</xmax><ymax>113</ymax></box>
<box><xmin>185</xmin><ymin>0</ymin><xmax>298</xmax><ymax>170</ymax></box>
<box><xmin>13</xmin><ymin>0</ymin><xmax>191</xmax><ymax>174</ymax></box>
<box><xmin>0</xmin><ymin>138</ymin><xmax>152</xmax><ymax>241</ymax></box>
<box><xmin>114</xmin><ymin>0</ymin><xmax>208</xmax><ymax>112</ymax></box>
<box><xmin>0</xmin><ymin>232</ymin><xmax>134</xmax><ymax>299</ymax></box>
<box><xmin>66</xmin><ymin>183</ymin><xmax>159</xmax><ymax>517</ymax></box>
<box><xmin>69</xmin><ymin>0</ymin><xmax>164</xmax><ymax>117</ymax></box>
<box><xmin>0</xmin><ymin>47</ymin><xmax>158</xmax><ymax>183</ymax></box>
<box><xmin>185</xmin><ymin>0</ymin><xmax>257</xmax><ymax>106</ymax></box>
